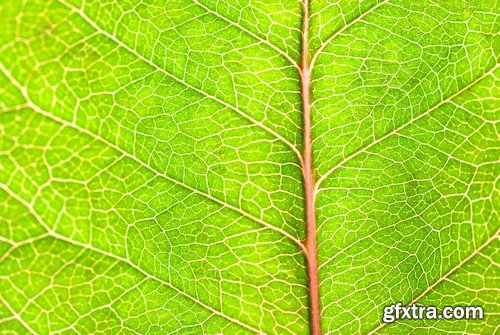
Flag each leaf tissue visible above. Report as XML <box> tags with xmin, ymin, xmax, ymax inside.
<box><xmin>0</xmin><ymin>0</ymin><xmax>498</xmax><ymax>334</ymax></box>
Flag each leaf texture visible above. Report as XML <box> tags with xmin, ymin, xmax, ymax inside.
<box><xmin>0</xmin><ymin>0</ymin><xmax>498</xmax><ymax>334</ymax></box>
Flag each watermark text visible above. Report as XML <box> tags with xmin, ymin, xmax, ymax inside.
<box><xmin>383</xmin><ymin>303</ymin><xmax>484</xmax><ymax>323</ymax></box>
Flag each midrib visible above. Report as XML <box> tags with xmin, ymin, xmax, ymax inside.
<box><xmin>299</xmin><ymin>1</ymin><xmax>321</xmax><ymax>334</ymax></box>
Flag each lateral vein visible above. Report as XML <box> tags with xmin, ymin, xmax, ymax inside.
<box><xmin>315</xmin><ymin>64</ymin><xmax>499</xmax><ymax>193</ymax></box>
<box><xmin>310</xmin><ymin>0</ymin><xmax>389</xmax><ymax>70</ymax></box>
<box><xmin>192</xmin><ymin>0</ymin><xmax>301</xmax><ymax>72</ymax></box>
<box><xmin>0</xmin><ymin>61</ymin><xmax>307</xmax><ymax>253</ymax></box>
<box><xmin>0</xmin><ymin>182</ymin><xmax>269</xmax><ymax>335</ymax></box>
<box><xmin>57</xmin><ymin>0</ymin><xmax>304</xmax><ymax>163</ymax></box>
<box><xmin>367</xmin><ymin>230</ymin><xmax>499</xmax><ymax>334</ymax></box>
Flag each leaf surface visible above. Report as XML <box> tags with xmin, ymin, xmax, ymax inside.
<box><xmin>0</xmin><ymin>0</ymin><xmax>498</xmax><ymax>334</ymax></box>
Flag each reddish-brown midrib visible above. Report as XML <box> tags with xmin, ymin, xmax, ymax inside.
<box><xmin>300</xmin><ymin>0</ymin><xmax>321</xmax><ymax>334</ymax></box>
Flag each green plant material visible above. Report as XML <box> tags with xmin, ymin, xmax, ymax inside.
<box><xmin>0</xmin><ymin>0</ymin><xmax>498</xmax><ymax>334</ymax></box>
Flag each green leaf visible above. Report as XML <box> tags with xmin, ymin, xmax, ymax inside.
<box><xmin>0</xmin><ymin>0</ymin><xmax>498</xmax><ymax>334</ymax></box>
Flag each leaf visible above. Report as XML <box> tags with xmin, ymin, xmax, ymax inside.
<box><xmin>0</xmin><ymin>0</ymin><xmax>498</xmax><ymax>334</ymax></box>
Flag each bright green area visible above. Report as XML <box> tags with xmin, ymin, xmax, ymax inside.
<box><xmin>0</xmin><ymin>0</ymin><xmax>498</xmax><ymax>334</ymax></box>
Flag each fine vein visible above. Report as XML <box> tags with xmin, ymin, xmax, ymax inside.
<box><xmin>57</xmin><ymin>0</ymin><xmax>304</xmax><ymax>164</ymax></box>
<box><xmin>368</xmin><ymin>230</ymin><xmax>499</xmax><ymax>334</ymax></box>
<box><xmin>0</xmin><ymin>61</ymin><xmax>306</xmax><ymax>253</ymax></box>
<box><xmin>0</xmin><ymin>182</ymin><xmax>266</xmax><ymax>335</ymax></box>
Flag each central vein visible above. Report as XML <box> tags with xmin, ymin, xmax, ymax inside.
<box><xmin>299</xmin><ymin>1</ymin><xmax>321</xmax><ymax>334</ymax></box>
